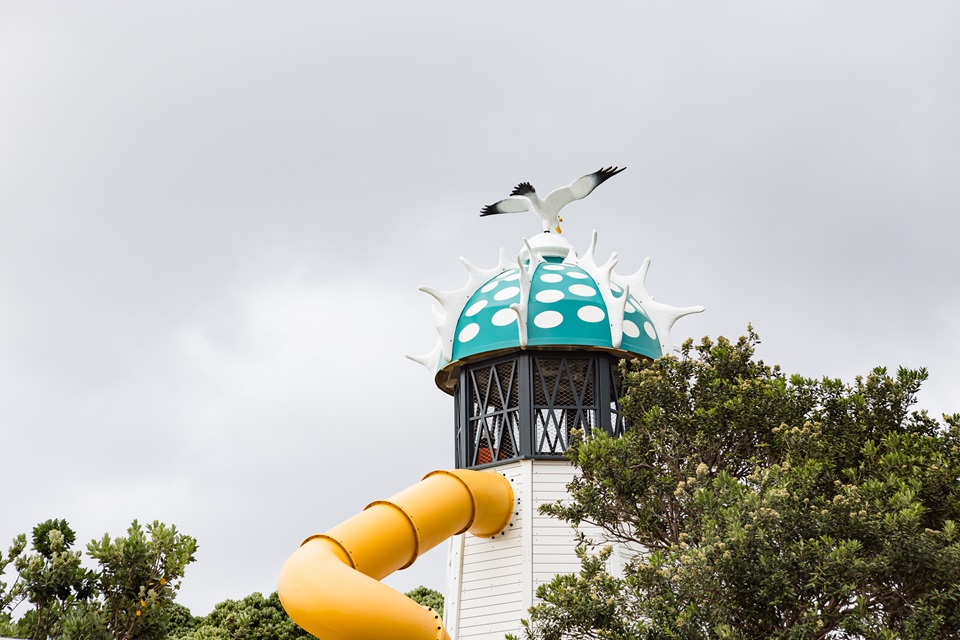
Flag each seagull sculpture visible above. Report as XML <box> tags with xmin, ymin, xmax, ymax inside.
<box><xmin>480</xmin><ymin>166</ymin><xmax>626</xmax><ymax>233</ymax></box>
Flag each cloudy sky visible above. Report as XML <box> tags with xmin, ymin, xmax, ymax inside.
<box><xmin>2</xmin><ymin>1</ymin><xmax>958</xmax><ymax>616</ymax></box>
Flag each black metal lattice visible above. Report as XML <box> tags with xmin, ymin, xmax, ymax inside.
<box><xmin>609</xmin><ymin>365</ymin><xmax>627</xmax><ymax>438</ymax></box>
<box><xmin>455</xmin><ymin>351</ymin><xmax>631</xmax><ymax>468</ymax></box>
<box><xmin>465</xmin><ymin>359</ymin><xmax>521</xmax><ymax>466</ymax></box>
<box><xmin>532</xmin><ymin>357</ymin><xmax>597</xmax><ymax>454</ymax></box>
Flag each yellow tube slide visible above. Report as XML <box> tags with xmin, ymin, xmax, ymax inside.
<box><xmin>278</xmin><ymin>469</ymin><xmax>514</xmax><ymax>640</ymax></box>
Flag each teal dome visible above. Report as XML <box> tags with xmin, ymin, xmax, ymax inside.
<box><xmin>410</xmin><ymin>231</ymin><xmax>704</xmax><ymax>393</ymax></box>
<box><xmin>451</xmin><ymin>260</ymin><xmax>662</xmax><ymax>363</ymax></box>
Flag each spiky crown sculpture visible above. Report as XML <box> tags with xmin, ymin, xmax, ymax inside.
<box><xmin>409</xmin><ymin>231</ymin><xmax>703</xmax><ymax>392</ymax></box>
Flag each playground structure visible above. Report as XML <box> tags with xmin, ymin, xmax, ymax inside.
<box><xmin>279</xmin><ymin>224</ymin><xmax>701</xmax><ymax>639</ymax></box>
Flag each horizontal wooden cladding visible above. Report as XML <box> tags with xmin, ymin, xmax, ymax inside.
<box><xmin>533</xmin><ymin>553</ymin><xmax>581</xmax><ymax>567</ymax></box>
<box><xmin>462</xmin><ymin>540</ymin><xmax>522</xmax><ymax>563</ymax></box>
<box><xmin>461</xmin><ymin>573</ymin><xmax>522</xmax><ymax>593</ymax></box>
<box><xmin>529</xmin><ymin>514</ymin><xmax>575</xmax><ymax>527</ymax></box>
<box><xmin>462</xmin><ymin>543</ymin><xmax>521</xmax><ymax>564</ymax></box>
<box><xmin>458</xmin><ymin>606</ymin><xmax>526</xmax><ymax>629</ymax></box>
<box><xmin>533</xmin><ymin>543</ymin><xmax>580</xmax><ymax>558</ymax></box>
<box><xmin>459</xmin><ymin>589</ymin><xmax>524</xmax><ymax>612</ymax></box>
<box><xmin>461</xmin><ymin>562</ymin><xmax>523</xmax><ymax>586</ymax></box>
<box><xmin>531</xmin><ymin>526</ymin><xmax>579</xmax><ymax>538</ymax></box>
<box><xmin>530</xmin><ymin>461</ymin><xmax>575</xmax><ymax>473</ymax></box>
<box><xmin>462</xmin><ymin>556</ymin><xmax>523</xmax><ymax>576</ymax></box>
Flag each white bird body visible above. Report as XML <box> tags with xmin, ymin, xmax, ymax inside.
<box><xmin>480</xmin><ymin>166</ymin><xmax>626</xmax><ymax>233</ymax></box>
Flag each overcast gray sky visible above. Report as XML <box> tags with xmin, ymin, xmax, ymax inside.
<box><xmin>2</xmin><ymin>0</ymin><xmax>958</xmax><ymax>616</ymax></box>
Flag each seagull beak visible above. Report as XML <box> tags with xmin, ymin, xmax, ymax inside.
<box><xmin>555</xmin><ymin>226</ymin><xmax>562</xmax><ymax>234</ymax></box>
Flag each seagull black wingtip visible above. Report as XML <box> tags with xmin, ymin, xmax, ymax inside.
<box><xmin>594</xmin><ymin>166</ymin><xmax>626</xmax><ymax>184</ymax></box>
<box><xmin>510</xmin><ymin>182</ymin><xmax>535</xmax><ymax>197</ymax></box>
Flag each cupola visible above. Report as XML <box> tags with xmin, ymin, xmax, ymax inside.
<box><xmin>410</xmin><ymin>230</ymin><xmax>703</xmax><ymax>469</ymax></box>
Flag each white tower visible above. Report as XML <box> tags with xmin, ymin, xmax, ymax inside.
<box><xmin>411</xmin><ymin>232</ymin><xmax>702</xmax><ymax>639</ymax></box>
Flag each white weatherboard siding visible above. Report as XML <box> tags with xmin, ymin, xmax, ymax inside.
<box><xmin>529</xmin><ymin>461</ymin><xmax>584</xmax><ymax>593</ymax></box>
<box><xmin>446</xmin><ymin>459</ymin><xmax>591</xmax><ymax>640</ymax></box>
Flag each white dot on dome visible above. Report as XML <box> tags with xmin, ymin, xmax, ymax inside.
<box><xmin>569</xmin><ymin>284</ymin><xmax>596</xmax><ymax>297</ymax></box>
<box><xmin>459</xmin><ymin>323</ymin><xmax>480</xmax><ymax>342</ymax></box>
<box><xmin>542</xmin><ymin>265</ymin><xmax>565</xmax><ymax>271</ymax></box>
<box><xmin>625</xmin><ymin>302</ymin><xmax>636</xmax><ymax>313</ymax></box>
<box><xmin>644</xmin><ymin>321</ymin><xmax>658</xmax><ymax>339</ymax></box>
<box><xmin>491</xmin><ymin>309</ymin><xmax>517</xmax><ymax>326</ymax></box>
<box><xmin>623</xmin><ymin>320</ymin><xmax>640</xmax><ymax>338</ymax></box>
<box><xmin>534</xmin><ymin>310</ymin><xmax>563</xmax><ymax>329</ymax></box>
<box><xmin>568</xmin><ymin>271</ymin><xmax>589</xmax><ymax>279</ymax></box>
<box><xmin>503</xmin><ymin>273</ymin><xmax>520</xmax><ymax>282</ymax></box>
<box><xmin>465</xmin><ymin>300</ymin><xmax>487</xmax><ymax>317</ymax></box>
<box><xmin>480</xmin><ymin>280</ymin><xmax>499</xmax><ymax>293</ymax></box>
<box><xmin>494</xmin><ymin>286</ymin><xmax>520</xmax><ymax>301</ymax></box>
<box><xmin>540</xmin><ymin>273</ymin><xmax>563</xmax><ymax>283</ymax></box>
<box><xmin>497</xmin><ymin>269</ymin><xmax>518</xmax><ymax>280</ymax></box>
<box><xmin>577</xmin><ymin>306</ymin><xmax>605</xmax><ymax>323</ymax></box>
<box><xmin>536</xmin><ymin>289</ymin><xmax>564</xmax><ymax>303</ymax></box>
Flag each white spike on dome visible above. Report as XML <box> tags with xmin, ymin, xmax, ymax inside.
<box><xmin>580</xmin><ymin>230</ymin><xmax>600</xmax><ymax>267</ymax></box>
<box><xmin>577</xmin><ymin>231</ymin><xmax>627</xmax><ymax>350</ymax></box>
<box><xmin>614</xmin><ymin>256</ymin><xmax>704</xmax><ymax>354</ymax></box>
<box><xmin>618</xmin><ymin>257</ymin><xmax>653</xmax><ymax>301</ymax></box>
<box><xmin>405</xmin><ymin>341</ymin><xmax>444</xmax><ymax>372</ymax></box>
<box><xmin>415</xmin><ymin>250</ymin><xmax>513</xmax><ymax>368</ymax></box>
<box><xmin>512</xmin><ymin>253</ymin><xmax>534</xmax><ymax>348</ymax></box>
<box><xmin>419</xmin><ymin>285</ymin><xmax>465</xmax><ymax>362</ymax></box>
<box><xmin>522</xmin><ymin>238</ymin><xmax>543</xmax><ymax>267</ymax></box>
<box><xmin>640</xmin><ymin>299</ymin><xmax>705</xmax><ymax>354</ymax></box>
<box><xmin>611</xmin><ymin>283</ymin><xmax>630</xmax><ymax>349</ymax></box>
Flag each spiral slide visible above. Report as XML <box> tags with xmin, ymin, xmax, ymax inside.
<box><xmin>278</xmin><ymin>469</ymin><xmax>514</xmax><ymax>640</ymax></box>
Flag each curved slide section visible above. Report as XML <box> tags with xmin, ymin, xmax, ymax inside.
<box><xmin>278</xmin><ymin>469</ymin><xmax>514</xmax><ymax>640</ymax></box>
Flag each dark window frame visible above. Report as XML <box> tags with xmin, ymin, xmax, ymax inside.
<box><xmin>454</xmin><ymin>350</ymin><xmax>629</xmax><ymax>469</ymax></box>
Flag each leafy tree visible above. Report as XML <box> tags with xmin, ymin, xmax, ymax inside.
<box><xmin>86</xmin><ymin>520</ymin><xmax>198</xmax><ymax>640</ymax></box>
<box><xmin>0</xmin><ymin>532</ymin><xmax>28</xmax><ymax>631</ymax></box>
<box><xmin>1</xmin><ymin>520</ymin><xmax>96</xmax><ymax>640</ymax></box>
<box><xmin>514</xmin><ymin>329</ymin><xmax>960</xmax><ymax>639</ymax></box>
<box><xmin>170</xmin><ymin>591</ymin><xmax>309</xmax><ymax>640</ymax></box>
<box><xmin>0</xmin><ymin>519</ymin><xmax>196</xmax><ymax>640</ymax></box>
<box><xmin>405</xmin><ymin>586</ymin><xmax>444</xmax><ymax>614</ymax></box>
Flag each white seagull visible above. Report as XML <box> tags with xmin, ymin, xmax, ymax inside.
<box><xmin>480</xmin><ymin>166</ymin><xmax>626</xmax><ymax>233</ymax></box>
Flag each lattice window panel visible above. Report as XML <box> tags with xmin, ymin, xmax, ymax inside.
<box><xmin>532</xmin><ymin>357</ymin><xmax>599</xmax><ymax>455</ymax></box>
<box><xmin>467</xmin><ymin>359</ymin><xmax>521</xmax><ymax>465</ymax></box>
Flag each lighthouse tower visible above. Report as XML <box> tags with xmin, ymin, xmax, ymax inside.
<box><xmin>411</xmin><ymin>231</ymin><xmax>703</xmax><ymax>639</ymax></box>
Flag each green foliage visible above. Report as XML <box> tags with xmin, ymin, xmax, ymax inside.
<box><xmin>0</xmin><ymin>519</ymin><xmax>197</xmax><ymax>640</ymax></box>
<box><xmin>0</xmin><ymin>533</ymin><xmax>27</xmax><ymax>614</ymax></box>
<box><xmin>520</xmin><ymin>329</ymin><xmax>960</xmax><ymax>639</ymax></box>
<box><xmin>86</xmin><ymin>519</ymin><xmax>197</xmax><ymax>640</ymax></box>
<box><xmin>30</xmin><ymin>521</ymin><xmax>76</xmax><ymax>561</ymax></box>
<box><xmin>171</xmin><ymin>592</ymin><xmax>310</xmax><ymax>640</ymax></box>
<box><xmin>169</xmin><ymin>585</ymin><xmax>445</xmax><ymax>640</ymax></box>
<box><xmin>405</xmin><ymin>586</ymin><xmax>444</xmax><ymax>614</ymax></box>
<box><xmin>4</xmin><ymin>519</ymin><xmax>97</xmax><ymax>640</ymax></box>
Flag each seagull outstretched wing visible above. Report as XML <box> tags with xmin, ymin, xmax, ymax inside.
<box><xmin>480</xmin><ymin>197</ymin><xmax>531</xmax><ymax>216</ymax></box>
<box><xmin>542</xmin><ymin>166</ymin><xmax>626</xmax><ymax>213</ymax></box>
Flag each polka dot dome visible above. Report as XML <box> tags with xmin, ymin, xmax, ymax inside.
<box><xmin>453</xmin><ymin>261</ymin><xmax>661</xmax><ymax>362</ymax></box>
<box><xmin>410</xmin><ymin>231</ymin><xmax>704</xmax><ymax>391</ymax></box>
